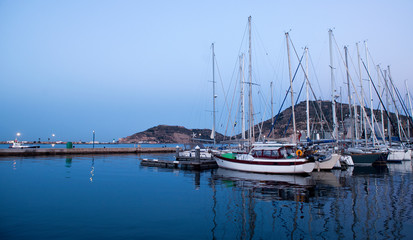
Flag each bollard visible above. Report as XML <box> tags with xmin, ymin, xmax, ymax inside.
<box><xmin>175</xmin><ymin>146</ymin><xmax>180</xmax><ymax>159</ymax></box>
<box><xmin>195</xmin><ymin>145</ymin><xmax>200</xmax><ymax>163</ymax></box>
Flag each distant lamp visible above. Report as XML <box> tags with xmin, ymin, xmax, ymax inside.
<box><xmin>52</xmin><ymin>134</ymin><xmax>56</xmax><ymax>147</ymax></box>
<box><xmin>92</xmin><ymin>130</ymin><xmax>95</xmax><ymax>149</ymax></box>
<box><xmin>16</xmin><ymin>132</ymin><xmax>21</xmax><ymax>142</ymax></box>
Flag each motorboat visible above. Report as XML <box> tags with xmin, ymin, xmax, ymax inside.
<box><xmin>9</xmin><ymin>142</ymin><xmax>40</xmax><ymax>149</ymax></box>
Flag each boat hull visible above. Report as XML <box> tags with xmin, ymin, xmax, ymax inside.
<box><xmin>214</xmin><ymin>155</ymin><xmax>315</xmax><ymax>174</ymax></box>
<box><xmin>347</xmin><ymin>152</ymin><xmax>388</xmax><ymax>164</ymax></box>
<box><xmin>315</xmin><ymin>154</ymin><xmax>341</xmax><ymax>170</ymax></box>
<box><xmin>387</xmin><ymin>149</ymin><xmax>412</xmax><ymax>162</ymax></box>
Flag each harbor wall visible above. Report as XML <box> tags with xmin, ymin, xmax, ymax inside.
<box><xmin>0</xmin><ymin>147</ymin><xmax>176</xmax><ymax>157</ymax></box>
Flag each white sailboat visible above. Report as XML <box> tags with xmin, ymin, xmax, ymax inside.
<box><xmin>214</xmin><ymin>23</ymin><xmax>315</xmax><ymax>174</ymax></box>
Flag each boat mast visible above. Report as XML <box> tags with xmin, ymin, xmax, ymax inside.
<box><xmin>353</xmin><ymin>92</ymin><xmax>359</xmax><ymax>140</ymax></box>
<box><xmin>388</xmin><ymin>66</ymin><xmax>402</xmax><ymax>141</ymax></box>
<box><xmin>240</xmin><ymin>54</ymin><xmax>246</xmax><ymax>140</ymax></box>
<box><xmin>384</xmin><ymin>69</ymin><xmax>392</xmax><ymax>146</ymax></box>
<box><xmin>305</xmin><ymin>47</ymin><xmax>310</xmax><ymax>141</ymax></box>
<box><xmin>212</xmin><ymin>43</ymin><xmax>216</xmax><ymax>145</ymax></box>
<box><xmin>356</xmin><ymin>42</ymin><xmax>367</xmax><ymax>145</ymax></box>
<box><xmin>328</xmin><ymin>29</ymin><xmax>338</xmax><ymax>141</ymax></box>
<box><xmin>365</xmin><ymin>41</ymin><xmax>375</xmax><ymax>146</ymax></box>
<box><xmin>271</xmin><ymin>81</ymin><xmax>274</xmax><ymax>139</ymax></box>
<box><xmin>286</xmin><ymin>32</ymin><xmax>297</xmax><ymax>144</ymax></box>
<box><xmin>344</xmin><ymin>46</ymin><xmax>353</xmax><ymax>145</ymax></box>
<box><xmin>248</xmin><ymin>16</ymin><xmax>254</xmax><ymax>144</ymax></box>
<box><xmin>377</xmin><ymin>65</ymin><xmax>386</xmax><ymax>143</ymax></box>
<box><xmin>406</xmin><ymin>79</ymin><xmax>413</xmax><ymax>140</ymax></box>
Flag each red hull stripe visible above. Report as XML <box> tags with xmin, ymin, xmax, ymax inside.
<box><xmin>215</xmin><ymin>155</ymin><xmax>310</xmax><ymax>166</ymax></box>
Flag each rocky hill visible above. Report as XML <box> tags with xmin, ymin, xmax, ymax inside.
<box><xmin>119</xmin><ymin>125</ymin><xmax>225</xmax><ymax>144</ymax></box>
<box><xmin>120</xmin><ymin>101</ymin><xmax>412</xmax><ymax>143</ymax></box>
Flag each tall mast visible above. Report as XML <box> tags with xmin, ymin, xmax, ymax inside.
<box><xmin>388</xmin><ymin>66</ymin><xmax>402</xmax><ymax>141</ymax></box>
<box><xmin>240</xmin><ymin>54</ymin><xmax>246</xmax><ymax>140</ymax></box>
<box><xmin>345</xmin><ymin>46</ymin><xmax>353</xmax><ymax>145</ymax></box>
<box><xmin>406</xmin><ymin>80</ymin><xmax>413</xmax><ymax>135</ymax></box>
<box><xmin>354</xmin><ymin>92</ymin><xmax>359</xmax><ymax>140</ymax></box>
<box><xmin>248</xmin><ymin>16</ymin><xmax>254</xmax><ymax>143</ymax></box>
<box><xmin>328</xmin><ymin>29</ymin><xmax>338</xmax><ymax>141</ymax></box>
<box><xmin>340</xmin><ymin>87</ymin><xmax>344</xmax><ymax>134</ymax></box>
<box><xmin>377</xmin><ymin>65</ymin><xmax>386</xmax><ymax>143</ymax></box>
<box><xmin>365</xmin><ymin>41</ymin><xmax>375</xmax><ymax>145</ymax></box>
<box><xmin>270</xmin><ymin>81</ymin><xmax>274</xmax><ymax>139</ymax></box>
<box><xmin>286</xmin><ymin>32</ymin><xmax>296</xmax><ymax>144</ymax></box>
<box><xmin>356</xmin><ymin>42</ymin><xmax>367</xmax><ymax>145</ymax></box>
<box><xmin>384</xmin><ymin>69</ymin><xmax>392</xmax><ymax>146</ymax></box>
<box><xmin>211</xmin><ymin>43</ymin><xmax>216</xmax><ymax>145</ymax></box>
<box><xmin>305</xmin><ymin>47</ymin><xmax>310</xmax><ymax>141</ymax></box>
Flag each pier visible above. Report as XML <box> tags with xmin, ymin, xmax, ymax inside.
<box><xmin>140</xmin><ymin>158</ymin><xmax>218</xmax><ymax>170</ymax></box>
<box><xmin>0</xmin><ymin>147</ymin><xmax>176</xmax><ymax>157</ymax></box>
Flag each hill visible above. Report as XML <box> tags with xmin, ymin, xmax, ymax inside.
<box><xmin>120</xmin><ymin>101</ymin><xmax>412</xmax><ymax>143</ymax></box>
<box><xmin>119</xmin><ymin>125</ymin><xmax>225</xmax><ymax>144</ymax></box>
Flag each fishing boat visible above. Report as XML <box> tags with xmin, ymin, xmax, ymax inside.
<box><xmin>9</xmin><ymin>141</ymin><xmax>40</xmax><ymax>149</ymax></box>
<box><xmin>213</xmin><ymin>144</ymin><xmax>315</xmax><ymax>174</ymax></box>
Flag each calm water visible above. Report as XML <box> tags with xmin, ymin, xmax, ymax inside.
<box><xmin>1</xmin><ymin>154</ymin><xmax>413</xmax><ymax>239</ymax></box>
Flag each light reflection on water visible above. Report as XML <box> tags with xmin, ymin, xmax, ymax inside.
<box><xmin>0</xmin><ymin>154</ymin><xmax>412</xmax><ymax>239</ymax></box>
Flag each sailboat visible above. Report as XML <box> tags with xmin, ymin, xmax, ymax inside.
<box><xmin>214</xmin><ymin>22</ymin><xmax>315</xmax><ymax>174</ymax></box>
<box><xmin>176</xmin><ymin>43</ymin><xmax>218</xmax><ymax>161</ymax></box>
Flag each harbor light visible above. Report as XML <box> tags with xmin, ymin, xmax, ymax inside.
<box><xmin>92</xmin><ymin>130</ymin><xmax>95</xmax><ymax>149</ymax></box>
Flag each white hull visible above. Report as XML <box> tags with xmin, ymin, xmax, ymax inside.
<box><xmin>214</xmin><ymin>156</ymin><xmax>315</xmax><ymax>174</ymax></box>
<box><xmin>340</xmin><ymin>155</ymin><xmax>354</xmax><ymax>166</ymax></box>
<box><xmin>387</xmin><ymin>149</ymin><xmax>412</xmax><ymax>161</ymax></box>
<box><xmin>315</xmin><ymin>154</ymin><xmax>341</xmax><ymax>170</ymax></box>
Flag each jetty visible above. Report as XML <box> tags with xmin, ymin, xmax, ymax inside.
<box><xmin>140</xmin><ymin>158</ymin><xmax>218</xmax><ymax>170</ymax></box>
<box><xmin>0</xmin><ymin>147</ymin><xmax>176</xmax><ymax>157</ymax></box>
<box><xmin>140</xmin><ymin>146</ymin><xmax>218</xmax><ymax>170</ymax></box>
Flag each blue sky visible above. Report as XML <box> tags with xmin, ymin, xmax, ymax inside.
<box><xmin>1</xmin><ymin>0</ymin><xmax>412</xmax><ymax>142</ymax></box>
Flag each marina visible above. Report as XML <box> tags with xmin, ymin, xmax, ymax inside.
<box><xmin>2</xmin><ymin>1</ymin><xmax>413</xmax><ymax>239</ymax></box>
<box><xmin>1</xmin><ymin>153</ymin><xmax>413</xmax><ymax>239</ymax></box>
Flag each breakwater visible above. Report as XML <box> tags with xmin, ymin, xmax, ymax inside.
<box><xmin>0</xmin><ymin>147</ymin><xmax>176</xmax><ymax>157</ymax></box>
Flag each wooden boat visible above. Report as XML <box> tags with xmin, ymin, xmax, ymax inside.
<box><xmin>213</xmin><ymin>144</ymin><xmax>315</xmax><ymax>174</ymax></box>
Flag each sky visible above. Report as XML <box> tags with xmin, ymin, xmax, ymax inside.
<box><xmin>1</xmin><ymin>0</ymin><xmax>412</xmax><ymax>142</ymax></box>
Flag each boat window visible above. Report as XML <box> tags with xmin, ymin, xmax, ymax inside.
<box><xmin>272</xmin><ymin>150</ymin><xmax>280</xmax><ymax>158</ymax></box>
<box><xmin>280</xmin><ymin>148</ymin><xmax>287</xmax><ymax>158</ymax></box>
<box><xmin>263</xmin><ymin>150</ymin><xmax>271</xmax><ymax>157</ymax></box>
<box><xmin>252</xmin><ymin>150</ymin><xmax>258</xmax><ymax>157</ymax></box>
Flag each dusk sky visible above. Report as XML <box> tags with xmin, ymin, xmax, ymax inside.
<box><xmin>1</xmin><ymin>0</ymin><xmax>412</xmax><ymax>142</ymax></box>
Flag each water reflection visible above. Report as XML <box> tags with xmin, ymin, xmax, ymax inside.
<box><xmin>2</xmin><ymin>155</ymin><xmax>412</xmax><ymax>239</ymax></box>
<box><xmin>208</xmin><ymin>165</ymin><xmax>413</xmax><ymax>239</ymax></box>
<box><xmin>65</xmin><ymin>157</ymin><xmax>72</xmax><ymax>168</ymax></box>
<box><xmin>90</xmin><ymin>157</ymin><xmax>95</xmax><ymax>183</ymax></box>
<box><xmin>387</xmin><ymin>160</ymin><xmax>412</xmax><ymax>174</ymax></box>
<box><xmin>212</xmin><ymin>168</ymin><xmax>315</xmax><ymax>202</ymax></box>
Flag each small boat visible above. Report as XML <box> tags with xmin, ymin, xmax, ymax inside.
<box><xmin>213</xmin><ymin>144</ymin><xmax>315</xmax><ymax>174</ymax></box>
<box><xmin>314</xmin><ymin>153</ymin><xmax>341</xmax><ymax>171</ymax></box>
<box><xmin>175</xmin><ymin>144</ymin><xmax>216</xmax><ymax>161</ymax></box>
<box><xmin>9</xmin><ymin>142</ymin><xmax>40</xmax><ymax>149</ymax></box>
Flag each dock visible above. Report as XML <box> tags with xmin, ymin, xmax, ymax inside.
<box><xmin>140</xmin><ymin>158</ymin><xmax>218</xmax><ymax>170</ymax></box>
<box><xmin>0</xmin><ymin>147</ymin><xmax>176</xmax><ymax>157</ymax></box>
